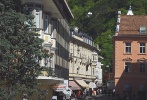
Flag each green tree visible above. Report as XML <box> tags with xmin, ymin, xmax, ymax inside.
<box><xmin>67</xmin><ymin>0</ymin><xmax>117</xmax><ymax>69</ymax></box>
<box><xmin>67</xmin><ymin>0</ymin><xmax>147</xmax><ymax>71</ymax></box>
<box><xmin>0</xmin><ymin>0</ymin><xmax>44</xmax><ymax>99</ymax></box>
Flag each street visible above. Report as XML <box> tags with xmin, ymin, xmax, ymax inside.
<box><xmin>86</xmin><ymin>94</ymin><xmax>115</xmax><ymax>100</ymax></box>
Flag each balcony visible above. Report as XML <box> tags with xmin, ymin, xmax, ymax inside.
<box><xmin>81</xmin><ymin>58</ymin><xmax>91</xmax><ymax>65</ymax></box>
<box><xmin>43</xmin><ymin>42</ymin><xmax>52</xmax><ymax>48</ymax></box>
<box><xmin>69</xmin><ymin>53</ymin><xmax>73</xmax><ymax>61</ymax></box>
<box><xmin>48</xmin><ymin>67</ymin><xmax>62</xmax><ymax>78</ymax></box>
<box><xmin>91</xmin><ymin>59</ymin><xmax>98</xmax><ymax>66</ymax></box>
<box><xmin>41</xmin><ymin>67</ymin><xmax>62</xmax><ymax>78</ymax></box>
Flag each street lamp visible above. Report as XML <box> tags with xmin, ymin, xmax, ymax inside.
<box><xmin>87</xmin><ymin>12</ymin><xmax>92</xmax><ymax>17</ymax></box>
<box><xmin>81</xmin><ymin>12</ymin><xmax>93</xmax><ymax>32</ymax></box>
<box><xmin>106</xmin><ymin>65</ymin><xmax>109</xmax><ymax>68</ymax></box>
<box><xmin>106</xmin><ymin>65</ymin><xmax>110</xmax><ymax>83</ymax></box>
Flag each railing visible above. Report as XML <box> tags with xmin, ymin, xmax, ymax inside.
<box><xmin>42</xmin><ymin>67</ymin><xmax>62</xmax><ymax>78</ymax></box>
<box><xmin>69</xmin><ymin>53</ymin><xmax>73</xmax><ymax>61</ymax></box>
<box><xmin>49</xmin><ymin>67</ymin><xmax>62</xmax><ymax>78</ymax></box>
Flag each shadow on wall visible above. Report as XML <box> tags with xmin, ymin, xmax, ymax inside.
<box><xmin>115</xmin><ymin>62</ymin><xmax>147</xmax><ymax>100</ymax></box>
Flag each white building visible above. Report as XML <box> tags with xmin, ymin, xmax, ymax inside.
<box><xmin>69</xmin><ymin>29</ymin><xmax>102</xmax><ymax>90</ymax></box>
<box><xmin>95</xmin><ymin>62</ymin><xmax>103</xmax><ymax>87</ymax></box>
<box><xmin>23</xmin><ymin>0</ymin><xmax>73</xmax><ymax>99</ymax></box>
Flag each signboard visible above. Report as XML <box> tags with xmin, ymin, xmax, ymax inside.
<box><xmin>52</xmin><ymin>84</ymin><xmax>66</xmax><ymax>91</ymax></box>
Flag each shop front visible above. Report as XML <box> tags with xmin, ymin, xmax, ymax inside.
<box><xmin>52</xmin><ymin>84</ymin><xmax>71</xmax><ymax>100</ymax></box>
<box><xmin>74</xmin><ymin>80</ymin><xmax>89</xmax><ymax>97</ymax></box>
<box><xmin>37</xmin><ymin>76</ymin><xmax>64</xmax><ymax>100</ymax></box>
<box><xmin>69</xmin><ymin>80</ymin><xmax>81</xmax><ymax>97</ymax></box>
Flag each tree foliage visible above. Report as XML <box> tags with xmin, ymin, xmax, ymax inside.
<box><xmin>67</xmin><ymin>0</ymin><xmax>147</xmax><ymax>69</ymax></box>
<box><xmin>0</xmin><ymin>0</ymin><xmax>44</xmax><ymax>99</ymax></box>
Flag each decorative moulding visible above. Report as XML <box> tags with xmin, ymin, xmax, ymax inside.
<box><xmin>137</xmin><ymin>57</ymin><xmax>147</xmax><ymax>62</ymax></box>
<box><xmin>123</xmin><ymin>57</ymin><xmax>132</xmax><ymax>61</ymax></box>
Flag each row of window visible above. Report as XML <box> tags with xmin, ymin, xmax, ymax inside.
<box><xmin>28</xmin><ymin>7</ymin><xmax>56</xmax><ymax>37</ymax></box>
<box><xmin>125</xmin><ymin>43</ymin><xmax>146</xmax><ymax>54</ymax></box>
<box><xmin>125</xmin><ymin>62</ymin><xmax>145</xmax><ymax>73</ymax></box>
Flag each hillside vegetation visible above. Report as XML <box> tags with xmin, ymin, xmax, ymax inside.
<box><xmin>67</xmin><ymin>0</ymin><xmax>147</xmax><ymax>69</ymax></box>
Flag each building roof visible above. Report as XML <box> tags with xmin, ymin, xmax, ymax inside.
<box><xmin>118</xmin><ymin>15</ymin><xmax>147</xmax><ymax>35</ymax></box>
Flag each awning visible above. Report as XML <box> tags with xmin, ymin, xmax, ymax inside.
<box><xmin>37</xmin><ymin>76</ymin><xmax>64</xmax><ymax>85</ymax></box>
<box><xmin>89</xmin><ymin>82</ymin><xmax>96</xmax><ymax>88</ymax></box>
<box><xmin>69</xmin><ymin>81</ymin><xmax>81</xmax><ymax>90</ymax></box>
<box><xmin>75</xmin><ymin>80</ymin><xmax>89</xmax><ymax>88</ymax></box>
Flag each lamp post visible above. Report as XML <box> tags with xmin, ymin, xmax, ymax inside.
<box><xmin>106</xmin><ymin>65</ymin><xmax>109</xmax><ymax>73</ymax></box>
<box><xmin>87</xmin><ymin>12</ymin><xmax>92</xmax><ymax>17</ymax></box>
<box><xmin>82</xmin><ymin>12</ymin><xmax>93</xmax><ymax>33</ymax></box>
<box><xmin>106</xmin><ymin>65</ymin><xmax>109</xmax><ymax>83</ymax></box>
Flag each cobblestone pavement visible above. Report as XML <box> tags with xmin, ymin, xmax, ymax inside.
<box><xmin>86</xmin><ymin>94</ymin><xmax>115</xmax><ymax>100</ymax></box>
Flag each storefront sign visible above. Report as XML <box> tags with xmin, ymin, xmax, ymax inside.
<box><xmin>52</xmin><ymin>84</ymin><xmax>66</xmax><ymax>91</ymax></box>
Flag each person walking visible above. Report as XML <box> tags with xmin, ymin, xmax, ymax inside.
<box><xmin>83</xmin><ymin>88</ymin><xmax>87</xmax><ymax>99</ymax></box>
<box><xmin>77</xmin><ymin>90</ymin><xmax>81</xmax><ymax>99</ymax></box>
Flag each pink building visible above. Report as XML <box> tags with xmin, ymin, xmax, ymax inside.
<box><xmin>113</xmin><ymin>7</ymin><xmax>147</xmax><ymax>100</ymax></box>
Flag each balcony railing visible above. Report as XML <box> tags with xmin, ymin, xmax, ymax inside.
<box><xmin>69</xmin><ymin>53</ymin><xmax>73</xmax><ymax>61</ymax></box>
<box><xmin>50</xmin><ymin>67</ymin><xmax>62</xmax><ymax>78</ymax></box>
<box><xmin>42</xmin><ymin>67</ymin><xmax>62</xmax><ymax>78</ymax></box>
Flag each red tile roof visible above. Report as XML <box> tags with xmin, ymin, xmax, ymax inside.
<box><xmin>118</xmin><ymin>15</ymin><xmax>147</xmax><ymax>35</ymax></box>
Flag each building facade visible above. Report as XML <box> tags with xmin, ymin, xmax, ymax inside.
<box><xmin>113</xmin><ymin>7</ymin><xmax>147</xmax><ymax>100</ymax></box>
<box><xmin>93</xmin><ymin>55</ymin><xmax>103</xmax><ymax>87</ymax></box>
<box><xmin>69</xmin><ymin>29</ymin><xmax>102</xmax><ymax>91</ymax></box>
<box><xmin>23</xmin><ymin>0</ymin><xmax>73</xmax><ymax>99</ymax></box>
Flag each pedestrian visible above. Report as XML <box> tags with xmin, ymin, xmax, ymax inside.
<box><xmin>112</xmin><ymin>89</ymin><xmax>115</xmax><ymax>97</ymax></box>
<box><xmin>63</xmin><ymin>96</ymin><xmax>66</xmax><ymax>100</ymax></box>
<box><xmin>92</xmin><ymin>89</ymin><xmax>94</xmax><ymax>96</ymax></box>
<box><xmin>77</xmin><ymin>90</ymin><xmax>81</xmax><ymax>99</ymax></box>
<box><xmin>97</xmin><ymin>88</ymin><xmax>100</xmax><ymax>95</ymax></box>
<box><xmin>83</xmin><ymin>88</ymin><xmax>87</xmax><ymax>99</ymax></box>
<box><xmin>100</xmin><ymin>89</ymin><xmax>102</xmax><ymax>94</ymax></box>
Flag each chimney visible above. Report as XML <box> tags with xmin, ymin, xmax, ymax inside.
<box><xmin>117</xmin><ymin>11</ymin><xmax>121</xmax><ymax>23</ymax></box>
<box><xmin>115</xmin><ymin>11</ymin><xmax>121</xmax><ymax>34</ymax></box>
